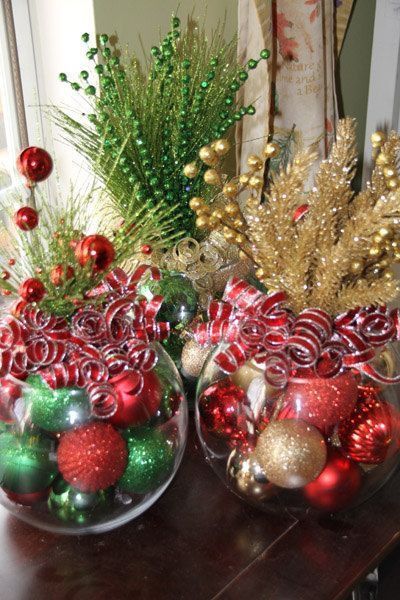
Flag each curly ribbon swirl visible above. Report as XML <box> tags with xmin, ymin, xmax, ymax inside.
<box><xmin>0</xmin><ymin>267</ymin><xmax>169</xmax><ymax>418</ymax></box>
<box><xmin>193</xmin><ymin>277</ymin><xmax>400</xmax><ymax>388</ymax></box>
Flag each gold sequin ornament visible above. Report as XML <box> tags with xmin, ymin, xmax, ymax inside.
<box><xmin>181</xmin><ymin>340</ymin><xmax>210</xmax><ymax>379</ymax></box>
<box><xmin>255</xmin><ymin>419</ymin><xmax>327</xmax><ymax>488</ymax></box>
<box><xmin>183</xmin><ymin>162</ymin><xmax>199</xmax><ymax>179</ymax></box>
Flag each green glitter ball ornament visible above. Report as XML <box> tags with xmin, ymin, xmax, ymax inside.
<box><xmin>48</xmin><ymin>476</ymin><xmax>112</xmax><ymax>524</ymax></box>
<box><xmin>24</xmin><ymin>375</ymin><xmax>91</xmax><ymax>432</ymax></box>
<box><xmin>118</xmin><ymin>428</ymin><xmax>175</xmax><ymax>495</ymax></box>
<box><xmin>139</xmin><ymin>272</ymin><xmax>198</xmax><ymax>327</ymax></box>
<box><xmin>0</xmin><ymin>431</ymin><xmax>58</xmax><ymax>494</ymax></box>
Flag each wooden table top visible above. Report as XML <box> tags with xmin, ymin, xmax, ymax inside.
<box><xmin>0</xmin><ymin>421</ymin><xmax>399</xmax><ymax>600</ymax></box>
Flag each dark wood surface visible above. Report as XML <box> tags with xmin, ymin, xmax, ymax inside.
<box><xmin>1</xmin><ymin>421</ymin><xmax>400</xmax><ymax>600</ymax></box>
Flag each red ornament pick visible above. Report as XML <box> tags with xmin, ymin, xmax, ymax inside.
<box><xmin>13</xmin><ymin>207</ymin><xmax>39</xmax><ymax>231</ymax></box>
<box><xmin>74</xmin><ymin>235</ymin><xmax>115</xmax><ymax>272</ymax></box>
<box><xmin>18</xmin><ymin>278</ymin><xmax>46</xmax><ymax>302</ymax></box>
<box><xmin>303</xmin><ymin>447</ymin><xmax>362</xmax><ymax>511</ymax></box>
<box><xmin>338</xmin><ymin>387</ymin><xmax>398</xmax><ymax>464</ymax></box>
<box><xmin>109</xmin><ymin>370</ymin><xmax>161</xmax><ymax>428</ymax></box>
<box><xmin>198</xmin><ymin>378</ymin><xmax>248</xmax><ymax>443</ymax></box>
<box><xmin>50</xmin><ymin>264</ymin><xmax>75</xmax><ymax>287</ymax></box>
<box><xmin>16</xmin><ymin>147</ymin><xmax>53</xmax><ymax>183</ymax></box>
<box><xmin>283</xmin><ymin>371</ymin><xmax>358</xmax><ymax>432</ymax></box>
<box><xmin>57</xmin><ymin>422</ymin><xmax>127</xmax><ymax>493</ymax></box>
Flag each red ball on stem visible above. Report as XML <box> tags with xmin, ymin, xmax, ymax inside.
<box><xmin>16</xmin><ymin>147</ymin><xmax>53</xmax><ymax>183</ymax></box>
<box><xmin>74</xmin><ymin>234</ymin><xmax>115</xmax><ymax>272</ymax></box>
<box><xmin>50</xmin><ymin>264</ymin><xmax>75</xmax><ymax>287</ymax></box>
<box><xmin>303</xmin><ymin>447</ymin><xmax>362</xmax><ymax>511</ymax></box>
<box><xmin>18</xmin><ymin>278</ymin><xmax>46</xmax><ymax>303</ymax></box>
<box><xmin>13</xmin><ymin>206</ymin><xmax>39</xmax><ymax>231</ymax></box>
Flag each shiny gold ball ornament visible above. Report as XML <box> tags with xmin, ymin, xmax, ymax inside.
<box><xmin>371</xmin><ymin>130</ymin><xmax>386</xmax><ymax>147</ymax></box>
<box><xmin>255</xmin><ymin>419</ymin><xmax>327</xmax><ymax>489</ymax></box>
<box><xmin>204</xmin><ymin>169</ymin><xmax>221</xmax><ymax>186</ymax></box>
<box><xmin>262</xmin><ymin>141</ymin><xmax>280</xmax><ymax>159</ymax></box>
<box><xmin>213</xmin><ymin>138</ymin><xmax>231</xmax><ymax>156</ymax></box>
<box><xmin>199</xmin><ymin>145</ymin><xmax>219</xmax><ymax>166</ymax></box>
<box><xmin>183</xmin><ymin>162</ymin><xmax>199</xmax><ymax>179</ymax></box>
<box><xmin>248</xmin><ymin>175</ymin><xmax>263</xmax><ymax>190</ymax></box>
<box><xmin>247</xmin><ymin>154</ymin><xmax>264</xmax><ymax>171</ymax></box>
<box><xmin>189</xmin><ymin>197</ymin><xmax>204</xmax><ymax>211</ymax></box>
<box><xmin>222</xmin><ymin>182</ymin><xmax>239</xmax><ymax>199</ymax></box>
<box><xmin>181</xmin><ymin>340</ymin><xmax>210</xmax><ymax>379</ymax></box>
<box><xmin>227</xmin><ymin>449</ymin><xmax>276</xmax><ymax>501</ymax></box>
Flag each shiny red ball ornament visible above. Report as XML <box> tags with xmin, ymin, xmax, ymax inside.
<box><xmin>283</xmin><ymin>371</ymin><xmax>358</xmax><ymax>432</ymax></box>
<box><xmin>109</xmin><ymin>370</ymin><xmax>161</xmax><ymax>428</ymax></box>
<box><xmin>338</xmin><ymin>388</ymin><xmax>398</xmax><ymax>464</ymax></box>
<box><xmin>74</xmin><ymin>234</ymin><xmax>115</xmax><ymax>272</ymax></box>
<box><xmin>0</xmin><ymin>378</ymin><xmax>20</xmax><ymax>423</ymax></box>
<box><xmin>198</xmin><ymin>378</ymin><xmax>248</xmax><ymax>442</ymax></box>
<box><xmin>4</xmin><ymin>487</ymin><xmax>50</xmax><ymax>505</ymax></box>
<box><xmin>16</xmin><ymin>147</ymin><xmax>53</xmax><ymax>183</ymax></box>
<box><xmin>18</xmin><ymin>278</ymin><xmax>46</xmax><ymax>303</ymax></box>
<box><xmin>13</xmin><ymin>206</ymin><xmax>39</xmax><ymax>231</ymax></box>
<box><xmin>303</xmin><ymin>448</ymin><xmax>362</xmax><ymax>511</ymax></box>
<box><xmin>50</xmin><ymin>264</ymin><xmax>75</xmax><ymax>287</ymax></box>
<box><xmin>57</xmin><ymin>422</ymin><xmax>127</xmax><ymax>492</ymax></box>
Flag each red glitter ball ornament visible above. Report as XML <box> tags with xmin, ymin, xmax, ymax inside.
<box><xmin>338</xmin><ymin>387</ymin><xmax>398</xmax><ymax>464</ymax></box>
<box><xmin>74</xmin><ymin>234</ymin><xmax>115</xmax><ymax>272</ymax></box>
<box><xmin>16</xmin><ymin>147</ymin><xmax>53</xmax><ymax>183</ymax></box>
<box><xmin>57</xmin><ymin>422</ymin><xmax>127</xmax><ymax>493</ymax></box>
<box><xmin>0</xmin><ymin>378</ymin><xmax>20</xmax><ymax>423</ymax></box>
<box><xmin>198</xmin><ymin>378</ymin><xmax>248</xmax><ymax>442</ymax></box>
<box><xmin>303</xmin><ymin>447</ymin><xmax>362</xmax><ymax>511</ymax></box>
<box><xmin>18</xmin><ymin>278</ymin><xmax>46</xmax><ymax>302</ymax></box>
<box><xmin>283</xmin><ymin>371</ymin><xmax>358</xmax><ymax>432</ymax></box>
<box><xmin>109</xmin><ymin>370</ymin><xmax>161</xmax><ymax>428</ymax></box>
<box><xmin>50</xmin><ymin>264</ymin><xmax>75</xmax><ymax>286</ymax></box>
<box><xmin>13</xmin><ymin>206</ymin><xmax>39</xmax><ymax>231</ymax></box>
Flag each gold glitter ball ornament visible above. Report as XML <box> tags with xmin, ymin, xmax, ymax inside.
<box><xmin>189</xmin><ymin>197</ymin><xmax>204</xmax><ymax>210</ymax></box>
<box><xmin>262</xmin><ymin>141</ymin><xmax>280</xmax><ymax>159</ymax></box>
<box><xmin>213</xmin><ymin>138</ymin><xmax>231</xmax><ymax>156</ymax></box>
<box><xmin>204</xmin><ymin>169</ymin><xmax>221</xmax><ymax>186</ymax></box>
<box><xmin>181</xmin><ymin>340</ymin><xmax>210</xmax><ymax>379</ymax></box>
<box><xmin>371</xmin><ymin>131</ymin><xmax>386</xmax><ymax>147</ymax></box>
<box><xmin>255</xmin><ymin>419</ymin><xmax>327</xmax><ymax>489</ymax></box>
<box><xmin>184</xmin><ymin>162</ymin><xmax>199</xmax><ymax>179</ymax></box>
<box><xmin>199</xmin><ymin>145</ymin><xmax>219</xmax><ymax>166</ymax></box>
<box><xmin>247</xmin><ymin>154</ymin><xmax>264</xmax><ymax>171</ymax></box>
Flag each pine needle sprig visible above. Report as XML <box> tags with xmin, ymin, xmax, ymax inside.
<box><xmin>51</xmin><ymin>16</ymin><xmax>270</xmax><ymax>240</ymax></box>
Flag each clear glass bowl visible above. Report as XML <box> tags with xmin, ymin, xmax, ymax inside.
<box><xmin>0</xmin><ymin>343</ymin><xmax>188</xmax><ymax>534</ymax></box>
<box><xmin>195</xmin><ymin>344</ymin><xmax>400</xmax><ymax>514</ymax></box>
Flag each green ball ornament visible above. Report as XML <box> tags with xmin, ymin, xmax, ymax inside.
<box><xmin>118</xmin><ymin>428</ymin><xmax>175</xmax><ymax>495</ymax></box>
<box><xmin>0</xmin><ymin>431</ymin><xmax>58</xmax><ymax>494</ymax></box>
<box><xmin>24</xmin><ymin>375</ymin><xmax>91</xmax><ymax>432</ymax></box>
<box><xmin>48</xmin><ymin>477</ymin><xmax>113</xmax><ymax>524</ymax></box>
<box><xmin>85</xmin><ymin>85</ymin><xmax>96</xmax><ymax>96</ymax></box>
<box><xmin>139</xmin><ymin>272</ymin><xmax>198</xmax><ymax>327</ymax></box>
<box><xmin>248</xmin><ymin>59</ymin><xmax>258</xmax><ymax>69</ymax></box>
<box><xmin>260</xmin><ymin>48</ymin><xmax>271</xmax><ymax>59</ymax></box>
<box><xmin>59</xmin><ymin>72</ymin><xmax>67</xmax><ymax>82</ymax></box>
<box><xmin>99</xmin><ymin>33</ymin><xmax>109</xmax><ymax>45</ymax></box>
<box><xmin>81</xmin><ymin>32</ymin><xmax>89</xmax><ymax>43</ymax></box>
